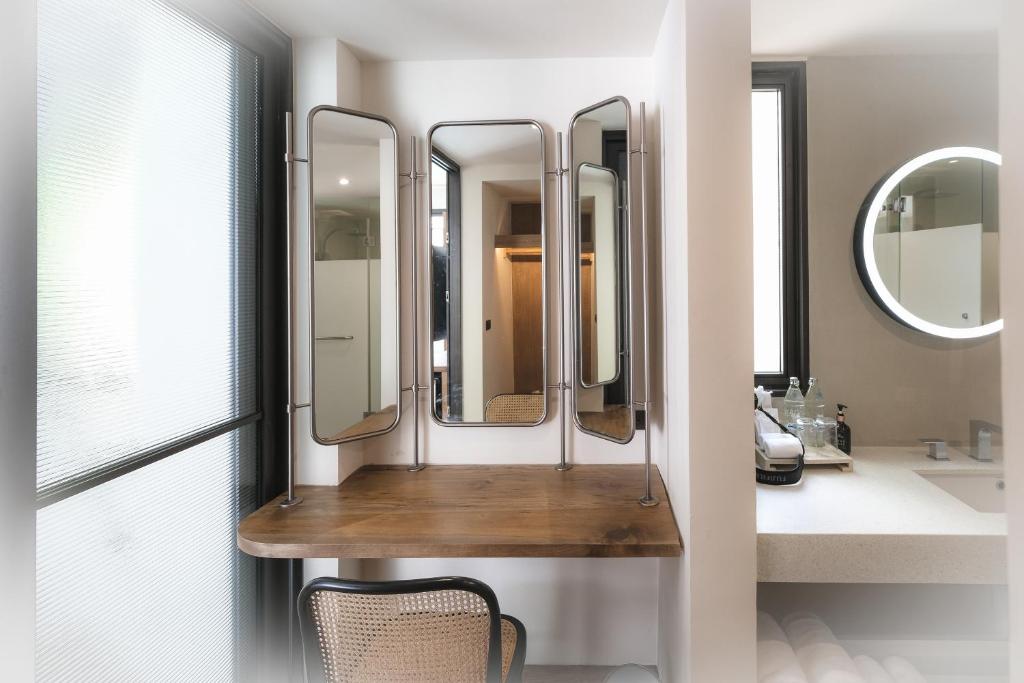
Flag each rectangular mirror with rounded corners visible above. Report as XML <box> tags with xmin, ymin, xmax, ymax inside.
<box><xmin>428</xmin><ymin>120</ymin><xmax>547</xmax><ymax>426</ymax></box>
<box><xmin>308</xmin><ymin>106</ymin><xmax>401</xmax><ymax>444</ymax></box>
<box><xmin>570</xmin><ymin>97</ymin><xmax>635</xmax><ymax>443</ymax></box>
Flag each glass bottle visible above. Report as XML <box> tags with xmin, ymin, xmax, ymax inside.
<box><xmin>805</xmin><ymin>378</ymin><xmax>827</xmax><ymax>447</ymax></box>
<box><xmin>782</xmin><ymin>377</ymin><xmax>804</xmax><ymax>429</ymax></box>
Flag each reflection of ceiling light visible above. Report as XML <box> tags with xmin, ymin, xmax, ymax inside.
<box><xmin>338</xmin><ymin>177</ymin><xmax>350</xmax><ymax>185</ymax></box>
<box><xmin>948</xmin><ymin>159</ymin><xmax>959</xmax><ymax>164</ymax></box>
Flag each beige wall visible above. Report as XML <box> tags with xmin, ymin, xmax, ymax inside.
<box><xmin>998</xmin><ymin>0</ymin><xmax>1024</xmax><ymax>676</ymax></box>
<box><xmin>806</xmin><ymin>54</ymin><xmax>1001</xmax><ymax>446</ymax></box>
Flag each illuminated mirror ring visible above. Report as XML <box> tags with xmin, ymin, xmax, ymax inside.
<box><xmin>854</xmin><ymin>146</ymin><xmax>1002</xmax><ymax>339</ymax></box>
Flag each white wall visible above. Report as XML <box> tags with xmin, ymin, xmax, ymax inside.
<box><xmin>293</xmin><ymin>38</ymin><xmax>368</xmax><ymax>487</ymax></box>
<box><xmin>479</xmin><ymin>182</ymin><xmax>516</xmax><ymax>414</ymax></box>
<box><xmin>0</xmin><ymin>0</ymin><xmax>36</xmax><ymax>677</ymax></box>
<box><xmin>292</xmin><ymin>38</ymin><xmax>367</xmax><ymax>580</ymax></box>
<box><xmin>350</xmin><ymin>56</ymin><xmax>662</xmax><ymax>666</ymax></box>
<box><xmin>999</xmin><ymin>0</ymin><xmax>1024</xmax><ymax>677</ymax></box>
<box><xmin>654</xmin><ymin>0</ymin><xmax>757</xmax><ymax>680</ymax></box>
<box><xmin>360</xmin><ymin>56</ymin><xmax>653</xmax><ymax>466</ymax></box>
<box><xmin>459</xmin><ymin>161</ymin><xmax>538</xmax><ymax>421</ymax></box>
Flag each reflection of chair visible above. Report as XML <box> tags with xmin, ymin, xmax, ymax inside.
<box><xmin>298</xmin><ymin>576</ymin><xmax>526</xmax><ymax>683</ymax></box>
<box><xmin>483</xmin><ymin>393</ymin><xmax>544</xmax><ymax>423</ymax></box>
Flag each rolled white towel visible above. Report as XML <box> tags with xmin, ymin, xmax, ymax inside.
<box><xmin>795</xmin><ymin>643</ymin><xmax>866</xmax><ymax>683</ymax></box>
<box><xmin>782</xmin><ymin>614</ymin><xmax>864</xmax><ymax>683</ymax></box>
<box><xmin>853</xmin><ymin>656</ymin><xmax>895</xmax><ymax>683</ymax></box>
<box><xmin>758</xmin><ymin>611</ymin><xmax>789</xmax><ymax>643</ymax></box>
<box><xmin>758</xmin><ymin>640</ymin><xmax>808</xmax><ymax>683</ymax></box>
<box><xmin>881</xmin><ymin>656</ymin><xmax>926</xmax><ymax>683</ymax></box>
<box><xmin>781</xmin><ymin>613</ymin><xmax>840</xmax><ymax>650</ymax></box>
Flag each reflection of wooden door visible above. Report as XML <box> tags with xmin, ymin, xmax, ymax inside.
<box><xmin>511</xmin><ymin>257</ymin><xmax>543</xmax><ymax>393</ymax></box>
<box><xmin>580</xmin><ymin>259</ymin><xmax>593</xmax><ymax>382</ymax></box>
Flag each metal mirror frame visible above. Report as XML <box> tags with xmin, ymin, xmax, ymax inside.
<box><xmin>575</xmin><ymin>161</ymin><xmax>624</xmax><ymax>388</ymax></box>
<box><xmin>568</xmin><ymin>96</ymin><xmax>636</xmax><ymax>444</ymax></box>
<box><xmin>854</xmin><ymin>146</ymin><xmax>1003</xmax><ymax>340</ymax></box>
<box><xmin>426</xmin><ymin>119</ymin><xmax>549</xmax><ymax>427</ymax></box>
<box><xmin>307</xmin><ymin>105</ymin><xmax>403</xmax><ymax>445</ymax></box>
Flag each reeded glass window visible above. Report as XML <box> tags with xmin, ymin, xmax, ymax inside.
<box><xmin>36</xmin><ymin>0</ymin><xmax>272</xmax><ymax>678</ymax></box>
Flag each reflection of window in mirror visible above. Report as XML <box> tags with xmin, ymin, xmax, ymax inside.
<box><xmin>752</xmin><ymin>62</ymin><xmax>809</xmax><ymax>393</ymax></box>
<box><xmin>430</xmin><ymin>152</ymin><xmax>461</xmax><ymax>421</ymax></box>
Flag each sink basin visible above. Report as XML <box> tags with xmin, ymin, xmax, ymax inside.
<box><xmin>917</xmin><ymin>470</ymin><xmax>1005</xmax><ymax>513</ymax></box>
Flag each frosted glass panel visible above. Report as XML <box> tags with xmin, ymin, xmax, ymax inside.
<box><xmin>36</xmin><ymin>427</ymin><xmax>257</xmax><ymax>682</ymax></box>
<box><xmin>37</xmin><ymin>0</ymin><xmax>259</xmax><ymax>494</ymax></box>
<box><xmin>752</xmin><ymin>89</ymin><xmax>784</xmax><ymax>375</ymax></box>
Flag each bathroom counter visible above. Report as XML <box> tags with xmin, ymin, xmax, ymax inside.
<box><xmin>757</xmin><ymin>447</ymin><xmax>1006</xmax><ymax>584</ymax></box>
<box><xmin>237</xmin><ymin>464</ymin><xmax>682</xmax><ymax>559</ymax></box>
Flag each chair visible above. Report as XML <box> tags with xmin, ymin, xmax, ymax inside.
<box><xmin>483</xmin><ymin>393</ymin><xmax>545</xmax><ymax>423</ymax></box>
<box><xmin>297</xmin><ymin>576</ymin><xmax>526</xmax><ymax>683</ymax></box>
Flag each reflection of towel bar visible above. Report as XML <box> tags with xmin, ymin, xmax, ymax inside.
<box><xmin>316</xmin><ymin>335</ymin><xmax>355</xmax><ymax>341</ymax></box>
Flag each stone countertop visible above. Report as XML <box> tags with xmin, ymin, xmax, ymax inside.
<box><xmin>757</xmin><ymin>446</ymin><xmax>1006</xmax><ymax>584</ymax></box>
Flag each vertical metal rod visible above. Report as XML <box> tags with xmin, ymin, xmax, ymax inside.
<box><xmin>365</xmin><ymin>217</ymin><xmax>373</xmax><ymax>417</ymax></box>
<box><xmin>281</xmin><ymin>112</ymin><xmax>302</xmax><ymax>508</ymax></box>
<box><xmin>638</xmin><ymin>102</ymin><xmax>659</xmax><ymax>507</ymax></box>
<box><xmin>408</xmin><ymin>136</ymin><xmax>425</xmax><ymax>472</ymax></box>
<box><xmin>554</xmin><ymin>132</ymin><xmax>572</xmax><ymax>472</ymax></box>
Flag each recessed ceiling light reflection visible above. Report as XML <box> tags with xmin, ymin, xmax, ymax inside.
<box><xmin>338</xmin><ymin>177</ymin><xmax>350</xmax><ymax>185</ymax></box>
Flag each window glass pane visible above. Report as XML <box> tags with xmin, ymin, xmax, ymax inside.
<box><xmin>431</xmin><ymin>160</ymin><xmax>448</xmax><ymax>210</ymax></box>
<box><xmin>36</xmin><ymin>426</ymin><xmax>257</xmax><ymax>681</ymax></box>
<box><xmin>752</xmin><ymin>89</ymin><xmax>784</xmax><ymax>375</ymax></box>
<box><xmin>37</xmin><ymin>0</ymin><xmax>259</xmax><ymax>493</ymax></box>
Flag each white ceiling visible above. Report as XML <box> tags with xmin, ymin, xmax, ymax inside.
<box><xmin>246</xmin><ymin>0</ymin><xmax>669</xmax><ymax>61</ymax></box>
<box><xmin>432</xmin><ymin>124</ymin><xmax>542</xmax><ymax>166</ymax></box>
<box><xmin>248</xmin><ymin>0</ymin><xmax>999</xmax><ymax>62</ymax></box>
<box><xmin>751</xmin><ymin>0</ymin><xmax>999</xmax><ymax>57</ymax></box>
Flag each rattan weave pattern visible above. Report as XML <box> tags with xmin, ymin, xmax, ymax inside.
<box><xmin>308</xmin><ymin>588</ymin><xmax>493</xmax><ymax>682</ymax></box>
<box><xmin>483</xmin><ymin>393</ymin><xmax>544</xmax><ymax>423</ymax></box>
<box><xmin>499</xmin><ymin>617</ymin><xmax>517</xmax><ymax>681</ymax></box>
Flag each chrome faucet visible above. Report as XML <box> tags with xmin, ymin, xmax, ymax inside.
<box><xmin>969</xmin><ymin>419</ymin><xmax>1002</xmax><ymax>462</ymax></box>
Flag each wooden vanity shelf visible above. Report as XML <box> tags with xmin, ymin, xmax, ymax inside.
<box><xmin>237</xmin><ymin>464</ymin><xmax>681</xmax><ymax>559</ymax></box>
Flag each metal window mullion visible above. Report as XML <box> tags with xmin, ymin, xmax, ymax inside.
<box><xmin>35</xmin><ymin>411</ymin><xmax>263</xmax><ymax>509</ymax></box>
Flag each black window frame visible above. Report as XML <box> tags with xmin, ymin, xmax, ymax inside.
<box><xmin>752</xmin><ymin>61</ymin><xmax>809</xmax><ymax>394</ymax></box>
<box><xmin>182</xmin><ymin>4</ymin><xmax>299</xmax><ymax>679</ymax></box>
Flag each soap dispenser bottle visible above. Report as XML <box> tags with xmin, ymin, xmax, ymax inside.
<box><xmin>836</xmin><ymin>403</ymin><xmax>852</xmax><ymax>455</ymax></box>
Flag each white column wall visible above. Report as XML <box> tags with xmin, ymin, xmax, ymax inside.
<box><xmin>999</xmin><ymin>0</ymin><xmax>1024</xmax><ymax>677</ymax></box>
<box><xmin>292</xmin><ymin>39</ymin><xmax>366</xmax><ymax>579</ymax></box>
<box><xmin>654</xmin><ymin>0</ymin><xmax>757</xmax><ymax>680</ymax></box>
<box><xmin>293</xmin><ymin>38</ymin><xmax>367</xmax><ymax>487</ymax></box>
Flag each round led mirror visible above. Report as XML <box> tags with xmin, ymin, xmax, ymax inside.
<box><xmin>854</xmin><ymin>147</ymin><xmax>1002</xmax><ymax>339</ymax></box>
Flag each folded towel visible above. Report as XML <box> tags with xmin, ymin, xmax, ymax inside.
<box><xmin>761</xmin><ymin>432</ymin><xmax>802</xmax><ymax>461</ymax></box>
<box><xmin>881</xmin><ymin>656</ymin><xmax>926</xmax><ymax>683</ymax></box>
<box><xmin>758</xmin><ymin>640</ymin><xmax>808</xmax><ymax>683</ymax></box>
<box><xmin>782</xmin><ymin>614</ymin><xmax>864</xmax><ymax>683</ymax></box>
<box><xmin>853</xmin><ymin>656</ymin><xmax>895</xmax><ymax>683</ymax></box>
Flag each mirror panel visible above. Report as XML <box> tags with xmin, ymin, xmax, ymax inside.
<box><xmin>570</xmin><ymin>97</ymin><xmax>634</xmax><ymax>443</ymax></box>
<box><xmin>428</xmin><ymin>121</ymin><xmax>547</xmax><ymax>425</ymax></box>
<box><xmin>308</xmin><ymin>106</ymin><xmax>400</xmax><ymax>443</ymax></box>
<box><xmin>856</xmin><ymin>147</ymin><xmax>1002</xmax><ymax>339</ymax></box>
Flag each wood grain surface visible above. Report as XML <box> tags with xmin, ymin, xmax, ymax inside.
<box><xmin>237</xmin><ymin>464</ymin><xmax>681</xmax><ymax>559</ymax></box>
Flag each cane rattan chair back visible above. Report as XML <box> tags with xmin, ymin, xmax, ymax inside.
<box><xmin>298</xmin><ymin>576</ymin><xmax>525</xmax><ymax>683</ymax></box>
<box><xmin>483</xmin><ymin>393</ymin><xmax>544</xmax><ymax>423</ymax></box>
